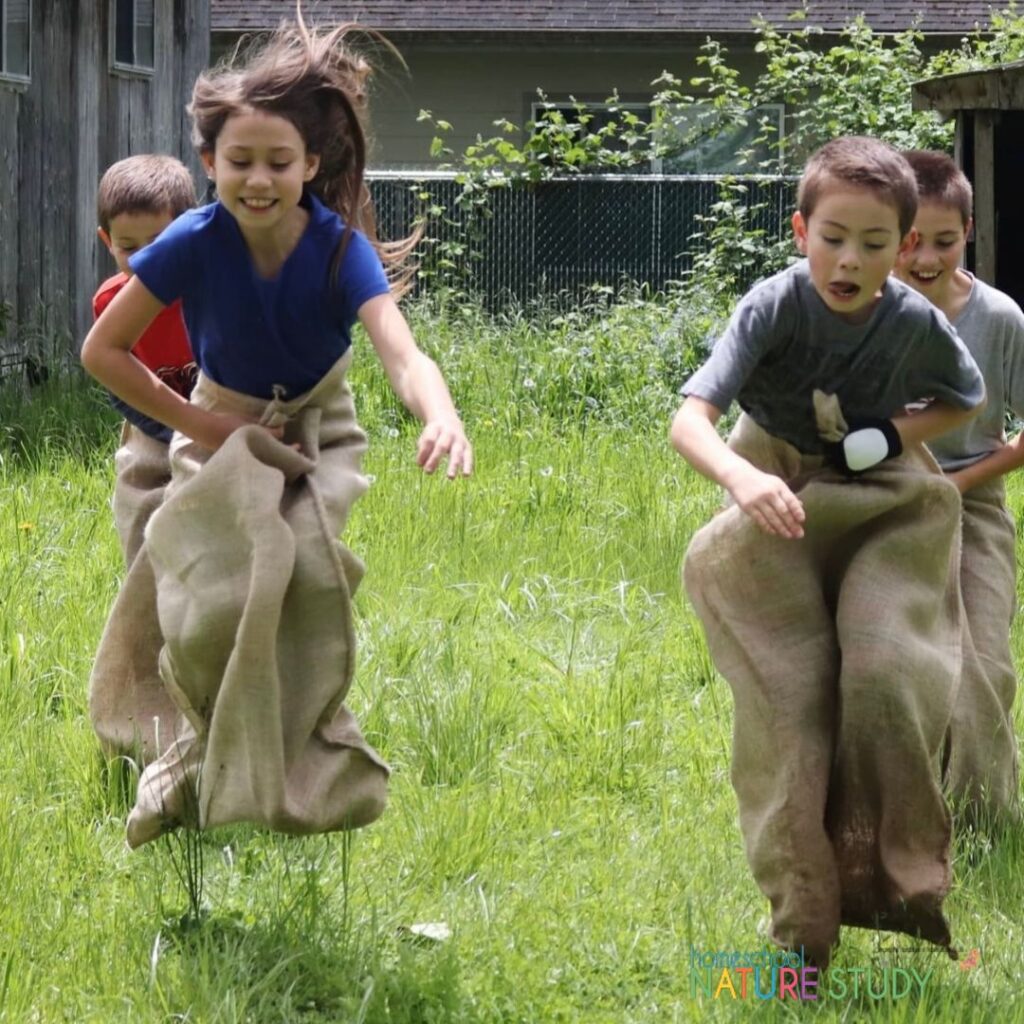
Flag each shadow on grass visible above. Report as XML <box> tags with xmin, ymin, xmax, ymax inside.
<box><xmin>154</xmin><ymin>907</ymin><xmax>471</xmax><ymax>1023</ymax></box>
<box><xmin>0</xmin><ymin>372</ymin><xmax>119</xmax><ymax>467</ymax></box>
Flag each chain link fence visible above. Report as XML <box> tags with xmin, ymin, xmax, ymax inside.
<box><xmin>369</xmin><ymin>171</ymin><xmax>798</xmax><ymax>305</ymax></box>
<box><xmin>0</xmin><ymin>173</ymin><xmax>796</xmax><ymax>380</ymax></box>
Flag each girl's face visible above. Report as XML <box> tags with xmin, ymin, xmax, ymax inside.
<box><xmin>202</xmin><ymin>108</ymin><xmax>319</xmax><ymax>237</ymax></box>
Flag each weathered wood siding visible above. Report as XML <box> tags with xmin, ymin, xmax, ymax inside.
<box><xmin>0</xmin><ymin>0</ymin><xmax>209</xmax><ymax>369</ymax></box>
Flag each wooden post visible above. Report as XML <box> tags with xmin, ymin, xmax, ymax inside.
<box><xmin>974</xmin><ymin>110</ymin><xmax>996</xmax><ymax>285</ymax></box>
<box><xmin>953</xmin><ymin>112</ymin><xmax>965</xmax><ymax>170</ymax></box>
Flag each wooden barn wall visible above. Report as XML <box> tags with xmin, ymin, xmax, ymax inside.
<box><xmin>0</xmin><ymin>0</ymin><xmax>210</xmax><ymax>366</ymax></box>
<box><xmin>73</xmin><ymin>0</ymin><xmax>105</xmax><ymax>351</ymax></box>
<box><xmin>174</xmin><ymin>0</ymin><xmax>210</xmax><ymax>182</ymax></box>
<box><xmin>0</xmin><ymin>87</ymin><xmax>20</xmax><ymax>367</ymax></box>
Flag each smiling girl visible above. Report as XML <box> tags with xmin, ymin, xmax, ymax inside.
<box><xmin>81</xmin><ymin>12</ymin><xmax>469</xmax><ymax>847</ymax></box>
<box><xmin>82</xmin><ymin>19</ymin><xmax>468</xmax><ymax>471</ymax></box>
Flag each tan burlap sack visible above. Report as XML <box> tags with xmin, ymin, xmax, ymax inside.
<box><xmin>90</xmin><ymin>423</ymin><xmax>179</xmax><ymax>761</ymax></box>
<box><xmin>91</xmin><ymin>351</ymin><xmax>389</xmax><ymax>848</ymax></box>
<box><xmin>112</xmin><ymin>422</ymin><xmax>173</xmax><ymax>568</ymax></box>
<box><xmin>684</xmin><ymin>408</ymin><xmax>963</xmax><ymax>968</ymax></box>
<box><xmin>945</xmin><ymin>478</ymin><xmax>1019</xmax><ymax>823</ymax></box>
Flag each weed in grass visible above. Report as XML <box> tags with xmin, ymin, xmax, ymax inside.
<box><xmin>162</xmin><ymin>795</ymin><xmax>206</xmax><ymax>927</ymax></box>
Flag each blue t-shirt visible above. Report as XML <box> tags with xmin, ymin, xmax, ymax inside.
<box><xmin>129</xmin><ymin>191</ymin><xmax>391</xmax><ymax>399</ymax></box>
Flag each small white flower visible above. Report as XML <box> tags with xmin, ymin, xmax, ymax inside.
<box><xmin>539</xmin><ymin>466</ymin><xmax>553</xmax><ymax>477</ymax></box>
<box><xmin>523</xmin><ymin>377</ymin><xmax>536</xmax><ymax>390</ymax></box>
<box><xmin>386</xmin><ymin>426</ymin><xmax>400</xmax><ymax>438</ymax></box>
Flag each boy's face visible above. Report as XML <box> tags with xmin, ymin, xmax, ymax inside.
<box><xmin>894</xmin><ymin>200</ymin><xmax>970</xmax><ymax>301</ymax></box>
<box><xmin>97</xmin><ymin>209</ymin><xmax>176</xmax><ymax>277</ymax></box>
<box><xmin>792</xmin><ymin>181</ymin><xmax>915</xmax><ymax>325</ymax></box>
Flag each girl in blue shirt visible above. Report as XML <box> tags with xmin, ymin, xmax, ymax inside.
<box><xmin>81</xmin><ymin>12</ymin><xmax>469</xmax><ymax>847</ymax></box>
<box><xmin>82</xmin><ymin>18</ymin><xmax>470</xmax><ymax>476</ymax></box>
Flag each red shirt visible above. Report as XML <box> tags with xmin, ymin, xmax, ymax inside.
<box><xmin>92</xmin><ymin>272</ymin><xmax>197</xmax><ymax>398</ymax></box>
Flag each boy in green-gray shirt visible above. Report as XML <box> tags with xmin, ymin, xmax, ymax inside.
<box><xmin>674</xmin><ymin>136</ymin><xmax>985</xmax><ymax>969</ymax></box>
<box><xmin>897</xmin><ymin>149</ymin><xmax>1024</xmax><ymax>822</ymax></box>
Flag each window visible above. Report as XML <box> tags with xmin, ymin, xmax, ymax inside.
<box><xmin>112</xmin><ymin>0</ymin><xmax>153</xmax><ymax>72</ymax></box>
<box><xmin>656</xmin><ymin>104</ymin><xmax>785</xmax><ymax>175</ymax></box>
<box><xmin>529</xmin><ymin>98</ymin><xmax>784</xmax><ymax>175</ymax></box>
<box><xmin>0</xmin><ymin>0</ymin><xmax>31</xmax><ymax>81</ymax></box>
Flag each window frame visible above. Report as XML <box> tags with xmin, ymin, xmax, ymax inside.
<box><xmin>652</xmin><ymin>102</ymin><xmax>786</xmax><ymax>175</ymax></box>
<box><xmin>528</xmin><ymin>97</ymin><xmax>786</xmax><ymax>175</ymax></box>
<box><xmin>0</xmin><ymin>0</ymin><xmax>32</xmax><ymax>86</ymax></box>
<box><xmin>109</xmin><ymin>0</ymin><xmax>155</xmax><ymax>77</ymax></box>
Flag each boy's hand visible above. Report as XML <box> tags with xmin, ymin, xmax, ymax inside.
<box><xmin>944</xmin><ymin>468</ymin><xmax>970</xmax><ymax>494</ymax></box>
<box><xmin>727</xmin><ymin>464</ymin><xmax>805</xmax><ymax>539</ymax></box>
<box><xmin>823</xmin><ymin>418</ymin><xmax>902</xmax><ymax>475</ymax></box>
<box><xmin>417</xmin><ymin>418</ymin><xmax>473</xmax><ymax>478</ymax></box>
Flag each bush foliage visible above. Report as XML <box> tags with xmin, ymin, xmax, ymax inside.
<box><xmin>411</xmin><ymin>4</ymin><xmax>1024</xmax><ymax>298</ymax></box>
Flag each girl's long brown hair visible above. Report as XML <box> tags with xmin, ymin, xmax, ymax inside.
<box><xmin>189</xmin><ymin>5</ymin><xmax>418</xmax><ymax>294</ymax></box>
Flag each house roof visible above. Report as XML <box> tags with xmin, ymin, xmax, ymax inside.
<box><xmin>211</xmin><ymin>2</ymin><xmax>1000</xmax><ymax>36</ymax></box>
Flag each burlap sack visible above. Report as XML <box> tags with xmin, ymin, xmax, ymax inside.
<box><xmin>91</xmin><ymin>351</ymin><xmax>389</xmax><ymax>848</ymax></box>
<box><xmin>112</xmin><ymin>422</ymin><xmax>173</xmax><ymax>568</ymax></box>
<box><xmin>944</xmin><ymin>478</ymin><xmax>1019</xmax><ymax>823</ymax></box>
<box><xmin>684</xmin><ymin>409</ymin><xmax>963</xmax><ymax>968</ymax></box>
<box><xmin>90</xmin><ymin>423</ymin><xmax>179</xmax><ymax>761</ymax></box>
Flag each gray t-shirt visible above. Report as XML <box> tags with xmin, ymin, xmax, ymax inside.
<box><xmin>926</xmin><ymin>274</ymin><xmax>1024</xmax><ymax>470</ymax></box>
<box><xmin>682</xmin><ymin>260</ymin><xmax>984</xmax><ymax>455</ymax></box>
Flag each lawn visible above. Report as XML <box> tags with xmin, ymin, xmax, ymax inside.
<box><xmin>1</xmin><ymin>298</ymin><xmax>1022</xmax><ymax>1022</ymax></box>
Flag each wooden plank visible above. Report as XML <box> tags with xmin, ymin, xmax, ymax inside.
<box><xmin>128</xmin><ymin>75</ymin><xmax>152</xmax><ymax>154</ymax></box>
<box><xmin>74</xmin><ymin>0</ymin><xmax>104</xmax><ymax>346</ymax></box>
<box><xmin>16</xmin><ymin>0</ymin><xmax>43</xmax><ymax>338</ymax></box>
<box><xmin>1001</xmin><ymin>73</ymin><xmax>1024</xmax><ymax>108</ymax></box>
<box><xmin>0</xmin><ymin>89</ymin><xmax>21</xmax><ymax>348</ymax></box>
<box><xmin>98</xmin><ymin>0</ymin><xmax>116</xmax><ymax>173</ymax></box>
<box><xmin>153</xmin><ymin>0</ymin><xmax>175</xmax><ymax>153</ymax></box>
<box><xmin>40</xmin><ymin>0</ymin><xmax>76</xmax><ymax>357</ymax></box>
<box><xmin>914</xmin><ymin>64</ymin><xmax>1024</xmax><ymax>112</ymax></box>
<box><xmin>974</xmin><ymin>110</ymin><xmax>996</xmax><ymax>285</ymax></box>
<box><xmin>175</xmin><ymin>0</ymin><xmax>211</xmax><ymax>179</ymax></box>
<box><xmin>114</xmin><ymin>73</ymin><xmax>130</xmax><ymax>161</ymax></box>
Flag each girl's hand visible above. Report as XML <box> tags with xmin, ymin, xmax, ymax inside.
<box><xmin>726</xmin><ymin>464</ymin><xmax>805</xmax><ymax>539</ymax></box>
<box><xmin>192</xmin><ymin>409</ymin><xmax>285</xmax><ymax>451</ymax></box>
<box><xmin>358</xmin><ymin>295</ymin><xmax>471</xmax><ymax>478</ymax></box>
<box><xmin>416</xmin><ymin>418</ymin><xmax>473</xmax><ymax>478</ymax></box>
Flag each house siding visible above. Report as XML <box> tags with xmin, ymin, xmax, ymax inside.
<box><xmin>215</xmin><ymin>32</ymin><xmax>954</xmax><ymax>169</ymax></box>
<box><xmin>211</xmin><ymin>1</ymin><xmax>993</xmax><ymax>171</ymax></box>
<box><xmin>370</xmin><ymin>42</ymin><xmax>754</xmax><ymax>168</ymax></box>
<box><xmin>208</xmin><ymin>36</ymin><xmax>768</xmax><ymax>169</ymax></box>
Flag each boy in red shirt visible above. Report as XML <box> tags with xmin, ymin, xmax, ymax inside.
<box><xmin>94</xmin><ymin>154</ymin><xmax>197</xmax><ymax>564</ymax></box>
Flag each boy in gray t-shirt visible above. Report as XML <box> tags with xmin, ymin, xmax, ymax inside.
<box><xmin>673</xmin><ymin>137</ymin><xmax>984</xmax><ymax>969</ymax></box>
<box><xmin>896</xmin><ymin>149</ymin><xmax>1023</xmax><ymax>823</ymax></box>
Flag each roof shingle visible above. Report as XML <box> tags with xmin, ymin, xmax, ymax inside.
<box><xmin>211</xmin><ymin>1</ymin><xmax>1001</xmax><ymax>35</ymax></box>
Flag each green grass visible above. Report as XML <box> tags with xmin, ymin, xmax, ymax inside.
<box><xmin>1</xmin><ymin>299</ymin><xmax>1023</xmax><ymax>1021</ymax></box>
